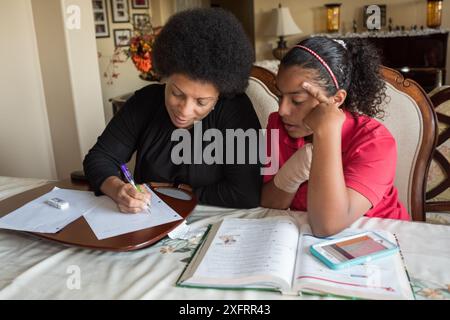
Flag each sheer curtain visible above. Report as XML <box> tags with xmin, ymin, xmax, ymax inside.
<box><xmin>175</xmin><ymin>0</ymin><xmax>210</xmax><ymax>12</ymax></box>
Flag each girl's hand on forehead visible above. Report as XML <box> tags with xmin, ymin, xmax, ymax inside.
<box><xmin>302</xmin><ymin>82</ymin><xmax>337</xmax><ymax>106</ymax></box>
<box><xmin>301</xmin><ymin>82</ymin><xmax>345</xmax><ymax>134</ymax></box>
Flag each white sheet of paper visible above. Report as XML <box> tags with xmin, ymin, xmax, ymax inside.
<box><xmin>83</xmin><ymin>189</ymin><xmax>183</xmax><ymax>240</ymax></box>
<box><xmin>167</xmin><ymin>221</ymin><xmax>208</xmax><ymax>240</ymax></box>
<box><xmin>0</xmin><ymin>187</ymin><xmax>98</xmax><ymax>233</ymax></box>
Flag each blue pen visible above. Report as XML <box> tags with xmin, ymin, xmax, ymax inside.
<box><xmin>120</xmin><ymin>164</ymin><xmax>151</xmax><ymax>213</ymax></box>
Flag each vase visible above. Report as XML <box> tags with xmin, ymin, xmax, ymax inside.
<box><xmin>139</xmin><ymin>72</ymin><xmax>161</xmax><ymax>82</ymax></box>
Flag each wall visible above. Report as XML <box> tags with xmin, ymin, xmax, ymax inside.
<box><xmin>95</xmin><ymin>1</ymin><xmax>155</xmax><ymax>123</ymax></box>
<box><xmin>443</xmin><ymin>1</ymin><xmax>450</xmax><ymax>84</ymax></box>
<box><xmin>62</xmin><ymin>0</ymin><xmax>106</xmax><ymax>158</ymax></box>
<box><xmin>0</xmin><ymin>0</ymin><xmax>56</xmax><ymax>179</ymax></box>
<box><xmin>0</xmin><ymin>0</ymin><xmax>106</xmax><ymax>180</ymax></box>
<box><xmin>32</xmin><ymin>0</ymin><xmax>105</xmax><ymax>179</ymax></box>
<box><xmin>31</xmin><ymin>0</ymin><xmax>82</xmax><ymax>179</ymax></box>
<box><xmin>152</xmin><ymin>0</ymin><xmax>175</xmax><ymax>25</ymax></box>
<box><xmin>254</xmin><ymin>0</ymin><xmax>450</xmax><ymax>84</ymax></box>
<box><xmin>211</xmin><ymin>0</ymin><xmax>255</xmax><ymax>46</ymax></box>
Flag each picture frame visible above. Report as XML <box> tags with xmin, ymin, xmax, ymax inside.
<box><xmin>92</xmin><ymin>0</ymin><xmax>109</xmax><ymax>38</ymax></box>
<box><xmin>113</xmin><ymin>29</ymin><xmax>132</xmax><ymax>47</ymax></box>
<box><xmin>131</xmin><ymin>0</ymin><xmax>149</xmax><ymax>9</ymax></box>
<box><xmin>111</xmin><ymin>0</ymin><xmax>130</xmax><ymax>23</ymax></box>
<box><xmin>132</xmin><ymin>13</ymin><xmax>150</xmax><ymax>28</ymax></box>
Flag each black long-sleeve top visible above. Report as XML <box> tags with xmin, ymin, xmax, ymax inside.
<box><xmin>83</xmin><ymin>84</ymin><xmax>263</xmax><ymax>208</ymax></box>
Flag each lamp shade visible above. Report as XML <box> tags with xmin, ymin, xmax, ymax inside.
<box><xmin>267</xmin><ymin>6</ymin><xmax>302</xmax><ymax>37</ymax></box>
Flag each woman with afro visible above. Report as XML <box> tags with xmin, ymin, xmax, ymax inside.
<box><xmin>84</xmin><ymin>8</ymin><xmax>262</xmax><ymax>213</ymax></box>
<box><xmin>261</xmin><ymin>37</ymin><xmax>409</xmax><ymax>236</ymax></box>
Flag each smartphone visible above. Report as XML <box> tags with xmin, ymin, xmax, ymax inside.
<box><xmin>310</xmin><ymin>231</ymin><xmax>398</xmax><ymax>270</ymax></box>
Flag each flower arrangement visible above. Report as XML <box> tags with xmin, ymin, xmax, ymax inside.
<box><xmin>99</xmin><ymin>19</ymin><xmax>161</xmax><ymax>85</ymax></box>
<box><xmin>126</xmin><ymin>19</ymin><xmax>161</xmax><ymax>81</ymax></box>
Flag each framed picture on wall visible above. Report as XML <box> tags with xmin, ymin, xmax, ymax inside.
<box><xmin>132</xmin><ymin>13</ymin><xmax>150</xmax><ymax>28</ymax></box>
<box><xmin>131</xmin><ymin>0</ymin><xmax>149</xmax><ymax>9</ymax></box>
<box><xmin>92</xmin><ymin>0</ymin><xmax>109</xmax><ymax>38</ymax></box>
<box><xmin>111</xmin><ymin>0</ymin><xmax>130</xmax><ymax>23</ymax></box>
<box><xmin>113</xmin><ymin>29</ymin><xmax>132</xmax><ymax>47</ymax></box>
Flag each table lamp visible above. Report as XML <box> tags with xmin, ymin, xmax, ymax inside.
<box><xmin>426</xmin><ymin>0</ymin><xmax>443</xmax><ymax>28</ymax></box>
<box><xmin>325</xmin><ymin>3</ymin><xmax>342</xmax><ymax>32</ymax></box>
<box><xmin>267</xmin><ymin>4</ymin><xmax>302</xmax><ymax>60</ymax></box>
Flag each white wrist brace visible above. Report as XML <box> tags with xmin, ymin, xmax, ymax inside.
<box><xmin>273</xmin><ymin>143</ymin><xmax>313</xmax><ymax>193</ymax></box>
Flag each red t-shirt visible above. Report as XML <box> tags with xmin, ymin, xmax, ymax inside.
<box><xmin>263</xmin><ymin>111</ymin><xmax>410</xmax><ymax>221</ymax></box>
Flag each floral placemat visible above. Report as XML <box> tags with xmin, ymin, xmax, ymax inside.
<box><xmin>411</xmin><ymin>278</ymin><xmax>450</xmax><ymax>300</ymax></box>
<box><xmin>426</xmin><ymin>212</ymin><xmax>450</xmax><ymax>225</ymax></box>
<box><xmin>156</xmin><ymin>234</ymin><xmax>204</xmax><ymax>264</ymax></box>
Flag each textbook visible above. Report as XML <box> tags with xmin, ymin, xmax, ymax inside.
<box><xmin>177</xmin><ymin>217</ymin><xmax>414</xmax><ymax>300</ymax></box>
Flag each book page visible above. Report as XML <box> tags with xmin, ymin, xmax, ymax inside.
<box><xmin>292</xmin><ymin>226</ymin><xmax>413</xmax><ymax>300</ymax></box>
<box><xmin>186</xmin><ymin>217</ymin><xmax>299</xmax><ymax>290</ymax></box>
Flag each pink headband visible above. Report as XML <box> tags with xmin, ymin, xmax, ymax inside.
<box><xmin>293</xmin><ymin>45</ymin><xmax>339</xmax><ymax>90</ymax></box>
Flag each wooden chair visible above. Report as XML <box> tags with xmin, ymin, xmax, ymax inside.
<box><xmin>425</xmin><ymin>86</ymin><xmax>450</xmax><ymax>214</ymax></box>
<box><xmin>245</xmin><ymin>66</ymin><xmax>279</xmax><ymax>128</ymax></box>
<box><xmin>379</xmin><ymin>66</ymin><xmax>438</xmax><ymax>221</ymax></box>
<box><xmin>246</xmin><ymin>65</ymin><xmax>438</xmax><ymax>221</ymax></box>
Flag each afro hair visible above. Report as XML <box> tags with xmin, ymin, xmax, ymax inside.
<box><xmin>152</xmin><ymin>8</ymin><xmax>254</xmax><ymax>98</ymax></box>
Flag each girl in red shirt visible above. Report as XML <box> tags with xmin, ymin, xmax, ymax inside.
<box><xmin>261</xmin><ymin>37</ymin><xmax>409</xmax><ymax>237</ymax></box>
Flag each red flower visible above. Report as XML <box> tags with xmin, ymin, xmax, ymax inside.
<box><xmin>127</xmin><ymin>26</ymin><xmax>162</xmax><ymax>79</ymax></box>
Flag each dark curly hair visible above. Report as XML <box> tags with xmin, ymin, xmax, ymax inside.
<box><xmin>152</xmin><ymin>8</ymin><xmax>254</xmax><ymax>98</ymax></box>
<box><xmin>281</xmin><ymin>37</ymin><xmax>387</xmax><ymax>119</ymax></box>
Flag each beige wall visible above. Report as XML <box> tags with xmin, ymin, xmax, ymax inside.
<box><xmin>254</xmin><ymin>0</ymin><xmax>450</xmax><ymax>84</ymax></box>
<box><xmin>32</xmin><ymin>0</ymin><xmax>105</xmax><ymax>179</ymax></box>
<box><xmin>32</xmin><ymin>0</ymin><xmax>82</xmax><ymax>179</ymax></box>
<box><xmin>0</xmin><ymin>0</ymin><xmax>56</xmax><ymax>179</ymax></box>
<box><xmin>1</xmin><ymin>0</ymin><xmax>106</xmax><ymax>180</ymax></box>
<box><xmin>443</xmin><ymin>1</ymin><xmax>450</xmax><ymax>84</ymax></box>
<box><xmin>211</xmin><ymin>0</ymin><xmax>255</xmax><ymax>45</ymax></box>
<box><xmin>150</xmin><ymin>0</ymin><xmax>164</xmax><ymax>26</ymax></box>
<box><xmin>62</xmin><ymin>0</ymin><xmax>106</xmax><ymax>157</ymax></box>
<box><xmin>153</xmin><ymin>0</ymin><xmax>176</xmax><ymax>25</ymax></box>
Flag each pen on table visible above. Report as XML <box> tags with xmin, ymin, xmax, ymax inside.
<box><xmin>119</xmin><ymin>164</ymin><xmax>151</xmax><ymax>213</ymax></box>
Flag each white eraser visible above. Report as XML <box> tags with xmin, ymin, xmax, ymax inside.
<box><xmin>46</xmin><ymin>197</ymin><xmax>69</xmax><ymax>210</ymax></box>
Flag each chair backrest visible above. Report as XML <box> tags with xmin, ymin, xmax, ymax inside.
<box><xmin>246</xmin><ymin>65</ymin><xmax>437</xmax><ymax>221</ymax></box>
<box><xmin>245</xmin><ymin>66</ymin><xmax>279</xmax><ymax>128</ymax></box>
<box><xmin>425</xmin><ymin>85</ymin><xmax>450</xmax><ymax>213</ymax></box>
<box><xmin>379</xmin><ymin>66</ymin><xmax>437</xmax><ymax>221</ymax></box>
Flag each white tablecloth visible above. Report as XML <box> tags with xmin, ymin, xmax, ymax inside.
<box><xmin>0</xmin><ymin>177</ymin><xmax>449</xmax><ymax>300</ymax></box>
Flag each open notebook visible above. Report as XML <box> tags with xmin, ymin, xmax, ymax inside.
<box><xmin>177</xmin><ymin>217</ymin><xmax>414</xmax><ymax>300</ymax></box>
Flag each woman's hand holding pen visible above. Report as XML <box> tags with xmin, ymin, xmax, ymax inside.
<box><xmin>100</xmin><ymin>176</ymin><xmax>151</xmax><ymax>214</ymax></box>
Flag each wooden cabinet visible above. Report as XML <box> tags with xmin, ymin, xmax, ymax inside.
<box><xmin>367</xmin><ymin>32</ymin><xmax>448</xmax><ymax>92</ymax></box>
<box><xmin>110</xmin><ymin>92</ymin><xmax>133</xmax><ymax>115</ymax></box>
<box><xmin>328</xmin><ymin>31</ymin><xmax>449</xmax><ymax>92</ymax></box>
